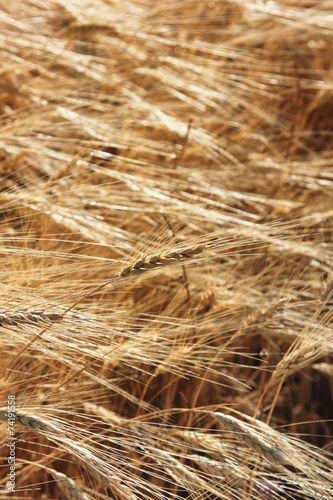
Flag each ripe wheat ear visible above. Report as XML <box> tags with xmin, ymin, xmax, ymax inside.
<box><xmin>0</xmin><ymin>310</ymin><xmax>63</xmax><ymax>327</ymax></box>
<box><xmin>0</xmin><ymin>408</ymin><xmax>137</xmax><ymax>500</ymax></box>
<box><xmin>61</xmin><ymin>243</ymin><xmax>207</xmax><ymax>316</ymax></box>
<box><xmin>1</xmin><ymin>0</ymin><xmax>333</xmax><ymax>499</ymax></box>
<box><xmin>37</xmin><ymin>466</ymin><xmax>90</xmax><ymax>500</ymax></box>
<box><xmin>115</xmin><ymin>244</ymin><xmax>206</xmax><ymax>278</ymax></box>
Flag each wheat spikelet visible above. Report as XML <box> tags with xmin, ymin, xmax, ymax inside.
<box><xmin>188</xmin><ymin>453</ymin><xmax>250</xmax><ymax>488</ymax></box>
<box><xmin>239</xmin><ymin>297</ymin><xmax>289</xmax><ymax>335</ymax></box>
<box><xmin>270</xmin><ymin>339</ymin><xmax>329</xmax><ymax>384</ymax></box>
<box><xmin>151</xmin><ymin>447</ymin><xmax>224</xmax><ymax>498</ymax></box>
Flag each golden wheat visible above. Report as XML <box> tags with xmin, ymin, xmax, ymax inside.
<box><xmin>0</xmin><ymin>0</ymin><xmax>333</xmax><ymax>499</ymax></box>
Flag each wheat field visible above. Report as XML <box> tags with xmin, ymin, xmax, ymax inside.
<box><xmin>0</xmin><ymin>1</ymin><xmax>333</xmax><ymax>499</ymax></box>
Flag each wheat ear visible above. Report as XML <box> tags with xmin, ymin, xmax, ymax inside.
<box><xmin>0</xmin><ymin>310</ymin><xmax>63</xmax><ymax>328</ymax></box>
<box><xmin>0</xmin><ymin>408</ymin><xmax>60</xmax><ymax>435</ymax></box>
<box><xmin>40</xmin><ymin>467</ymin><xmax>90</xmax><ymax>500</ymax></box>
<box><xmin>151</xmin><ymin>447</ymin><xmax>224</xmax><ymax>498</ymax></box>
<box><xmin>83</xmin><ymin>405</ymin><xmax>281</xmax><ymax>495</ymax></box>
<box><xmin>211</xmin><ymin>412</ymin><xmax>290</xmax><ymax>465</ymax></box>
<box><xmin>270</xmin><ymin>342</ymin><xmax>324</xmax><ymax>383</ymax></box>
<box><xmin>239</xmin><ymin>297</ymin><xmax>289</xmax><ymax>334</ymax></box>
<box><xmin>0</xmin><ymin>408</ymin><xmax>136</xmax><ymax>499</ymax></box>
<box><xmin>114</xmin><ymin>244</ymin><xmax>206</xmax><ymax>279</ymax></box>
<box><xmin>0</xmin><ymin>243</ymin><xmax>206</xmax><ymax>376</ymax></box>
<box><xmin>55</xmin><ymin>244</ymin><xmax>206</xmax><ymax>317</ymax></box>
